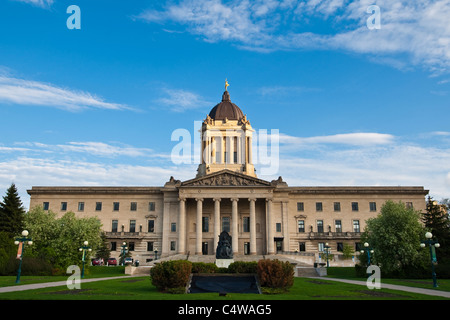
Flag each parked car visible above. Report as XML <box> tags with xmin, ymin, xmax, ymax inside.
<box><xmin>107</xmin><ymin>257</ymin><xmax>117</xmax><ymax>266</ymax></box>
<box><xmin>124</xmin><ymin>257</ymin><xmax>133</xmax><ymax>265</ymax></box>
<box><xmin>92</xmin><ymin>258</ymin><xmax>104</xmax><ymax>266</ymax></box>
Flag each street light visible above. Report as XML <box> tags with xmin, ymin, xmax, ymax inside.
<box><xmin>120</xmin><ymin>242</ymin><xmax>128</xmax><ymax>266</ymax></box>
<box><xmin>360</xmin><ymin>242</ymin><xmax>374</xmax><ymax>266</ymax></box>
<box><xmin>420</xmin><ymin>232</ymin><xmax>441</xmax><ymax>288</ymax></box>
<box><xmin>79</xmin><ymin>241</ymin><xmax>92</xmax><ymax>279</ymax></box>
<box><xmin>154</xmin><ymin>247</ymin><xmax>158</xmax><ymax>261</ymax></box>
<box><xmin>323</xmin><ymin>243</ymin><xmax>331</xmax><ymax>267</ymax></box>
<box><xmin>14</xmin><ymin>230</ymin><xmax>33</xmax><ymax>284</ymax></box>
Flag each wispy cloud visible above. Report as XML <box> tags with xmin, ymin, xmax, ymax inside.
<box><xmin>11</xmin><ymin>0</ymin><xmax>54</xmax><ymax>8</ymax></box>
<box><xmin>136</xmin><ymin>0</ymin><xmax>450</xmax><ymax>74</ymax></box>
<box><xmin>0</xmin><ymin>76</ymin><xmax>132</xmax><ymax>112</ymax></box>
<box><xmin>277</xmin><ymin>132</ymin><xmax>395</xmax><ymax>146</ymax></box>
<box><xmin>156</xmin><ymin>88</ymin><xmax>211</xmax><ymax>112</ymax></box>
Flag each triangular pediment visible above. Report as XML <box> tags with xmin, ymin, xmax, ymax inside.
<box><xmin>181</xmin><ymin>169</ymin><xmax>271</xmax><ymax>187</ymax></box>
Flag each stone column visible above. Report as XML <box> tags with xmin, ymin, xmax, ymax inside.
<box><xmin>249</xmin><ymin>198</ymin><xmax>257</xmax><ymax>255</ymax></box>
<box><xmin>196</xmin><ymin>198</ymin><xmax>203</xmax><ymax>255</ymax></box>
<box><xmin>231</xmin><ymin>198</ymin><xmax>239</xmax><ymax>254</ymax></box>
<box><xmin>213</xmin><ymin>198</ymin><xmax>221</xmax><ymax>253</ymax></box>
<box><xmin>178</xmin><ymin>198</ymin><xmax>186</xmax><ymax>254</ymax></box>
<box><xmin>266</xmin><ymin>198</ymin><xmax>274</xmax><ymax>254</ymax></box>
<box><xmin>282</xmin><ymin>201</ymin><xmax>289</xmax><ymax>252</ymax></box>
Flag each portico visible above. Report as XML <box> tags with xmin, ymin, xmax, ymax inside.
<box><xmin>169</xmin><ymin>169</ymin><xmax>278</xmax><ymax>257</ymax></box>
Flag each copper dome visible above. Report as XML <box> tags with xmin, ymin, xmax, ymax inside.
<box><xmin>208</xmin><ymin>91</ymin><xmax>244</xmax><ymax>120</ymax></box>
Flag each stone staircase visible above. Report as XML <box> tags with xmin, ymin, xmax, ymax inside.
<box><xmin>130</xmin><ymin>253</ymin><xmax>325</xmax><ymax>277</ymax></box>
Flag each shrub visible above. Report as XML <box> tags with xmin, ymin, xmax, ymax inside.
<box><xmin>191</xmin><ymin>262</ymin><xmax>218</xmax><ymax>273</ymax></box>
<box><xmin>257</xmin><ymin>259</ymin><xmax>294</xmax><ymax>291</ymax></box>
<box><xmin>150</xmin><ymin>260</ymin><xmax>192</xmax><ymax>293</ymax></box>
<box><xmin>228</xmin><ymin>261</ymin><xmax>257</xmax><ymax>273</ymax></box>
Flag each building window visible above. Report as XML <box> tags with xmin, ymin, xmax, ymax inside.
<box><xmin>129</xmin><ymin>220</ymin><xmax>136</xmax><ymax>233</ymax></box>
<box><xmin>369</xmin><ymin>202</ymin><xmax>377</xmax><ymax>211</ymax></box>
<box><xmin>318</xmin><ymin>242</ymin><xmax>325</xmax><ymax>252</ymax></box>
<box><xmin>316</xmin><ymin>202</ymin><xmax>323</xmax><ymax>212</ymax></box>
<box><xmin>148</xmin><ymin>220</ymin><xmax>155</xmax><ymax>233</ymax></box>
<box><xmin>299</xmin><ymin>242</ymin><xmax>306</xmax><ymax>252</ymax></box>
<box><xmin>353</xmin><ymin>220</ymin><xmax>360</xmax><ymax>233</ymax></box>
<box><xmin>335</xmin><ymin>220</ymin><xmax>342</xmax><ymax>233</ymax></box>
<box><xmin>128</xmin><ymin>242</ymin><xmax>135</xmax><ymax>251</ymax></box>
<box><xmin>276</xmin><ymin>223</ymin><xmax>282</xmax><ymax>232</ymax></box>
<box><xmin>222</xmin><ymin>217</ymin><xmax>230</xmax><ymax>232</ymax></box>
<box><xmin>317</xmin><ymin>220</ymin><xmax>324</xmax><ymax>233</ymax></box>
<box><xmin>43</xmin><ymin>202</ymin><xmax>49</xmax><ymax>210</ymax></box>
<box><xmin>297</xmin><ymin>202</ymin><xmax>304</xmax><ymax>211</ymax></box>
<box><xmin>334</xmin><ymin>202</ymin><xmax>341</xmax><ymax>212</ymax></box>
<box><xmin>112</xmin><ymin>220</ymin><xmax>118</xmax><ymax>232</ymax></box>
<box><xmin>202</xmin><ymin>217</ymin><xmax>209</xmax><ymax>232</ymax></box>
<box><xmin>170</xmin><ymin>241</ymin><xmax>176</xmax><ymax>251</ymax></box>
<box><xmin>352</xmin><ymin>202</ymin><xmax>359</xmax><ymax>211</ymax></box>
<box><xmin>95</xmin><ymin>202</ymin><xmax>102</xmax><ymax>211</ymax></box>
<box><xmin>298</xmin><ymin>220</ymin><xmax>305</xmax><ymax>233</ymax></box>
<box><xmin>171</xmin><ymin>222</ymin><xmax>177</xmax><ymax>232</ymax></box>
<box><xmin>130</xmin><ymin>202</ymin><xmax>137</xmax><ymax>211</ymax></box>
<box><xmin>243</xmin><ymin>217</ymin><xmax>250</xmax><ymax>232</ymax></box>
<box><xmin>113</xmin><ymin>202</ymin><xmax>120</xmax><ymax>211</ymax></box>
<box><xmin>110</xmin><ymin>242</ymin><xmax>117</xmax><ymax>251</ymax></box>
<box><xmin>148</xmin><ymin>202</ymin><xmax>155</xmax><ymax>211</ymax></box>
<box><xmin>78</xmin><ymin>202</ymin><xmax>84</xmax><ymax>211</ymax></box>
<box><xmin>61</xmin><ymin>202</ymin><xmax>67</xmax><ymax>211</ymax></box>
<box><xmin>337</xmin><ymin>242</ymin><xmax>344</xmax><ymax>252</ymax></box>
<box><xmin>147</xmin><ymin>242</ymin><xmax>154</xmax><ymax>252</ymax></box>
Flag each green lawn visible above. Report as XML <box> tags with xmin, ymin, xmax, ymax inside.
<box><xmin>0</xmin><ymin>273</ymin><xmax>448</xmax><ymax>300</ymax></box>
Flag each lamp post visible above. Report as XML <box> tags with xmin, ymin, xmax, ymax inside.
<box><xmin>360</xmin><ymin>242</ymin><xmax>374</xmax><ymax>266</ymax></box>
<box><xmin>323</xmin><ymin>243</ymin><xmax>331</xmax><ymax>267</ymax></box>
<box><xmin>79</xmin><ymin>241</ymin><xmax>92</xmax><ymax>279</ymax></box>
<box><xmin>154</xmin><ymin>247</ymin><xmax>158</xmax><ymax>261</ymax></box>
<box><xmin>14</xmin><ymin>230</ymin><xmax>33</xmax><ymax>284</ymax></box>
<box><xmin>420</xmin><ymin>232</ymin><xmax>441</xmax><ymax>288</ymax></box>
<box><xmin>120</xmin><ymin>242</ymin><xmax>128</xmax><ymax>266</ymax></box>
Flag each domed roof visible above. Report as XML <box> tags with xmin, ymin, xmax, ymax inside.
<box><xmin>208</xmin><ymin>90</ymin><xmax>244</xmax><ymax>120</ymax></box>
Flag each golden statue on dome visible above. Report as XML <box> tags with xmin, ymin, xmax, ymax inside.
<box><xmin>225</xmin><ymin>79</ymin><xmax>229</xmax><ymax>91</ymax></box>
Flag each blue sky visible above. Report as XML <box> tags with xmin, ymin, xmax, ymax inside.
<box><xmin>0</xmin><ymin>0</ymin><xmax>449</xmax><ymax>207</ymax></box>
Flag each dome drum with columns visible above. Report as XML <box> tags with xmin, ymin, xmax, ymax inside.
<box><xmin>198</xmin><ymin>83</ymin><xmax>255</xmax><ymax>178</ymax></box>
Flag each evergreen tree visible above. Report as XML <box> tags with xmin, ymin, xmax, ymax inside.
<box><xmin>422</xmin><ymin>197</ymin><xmax>450</xmax><ymax>264</ymax></box>
<box><xmin>0</xmin><ymin>183</ymin><xmax>25</xmax><ymax>235</ymax></box>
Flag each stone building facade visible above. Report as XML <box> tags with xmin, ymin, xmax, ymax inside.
<box><xmin>27</xmin><ymin>86</ymin><xmax>429</xmax><ymax>263</ymax></box>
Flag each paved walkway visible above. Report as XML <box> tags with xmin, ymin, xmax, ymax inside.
<box><xmin>309</xmin><ymin>277</ymin><xmax>450</xmax><ymax>299</ymax></box>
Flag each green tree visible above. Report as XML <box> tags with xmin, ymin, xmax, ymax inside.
<box><xmin>422</xmin><ymin>197</ymin><xmax>450</xmax><ymax>264</ymax></box>
<box><xmin>361</xmin><ymin>200</ymin><xmax>428</xmax><ymax>276</ymax></box>
<box><xmin>24</xmin><ymin>206</ymin><xmax>103</xmax><ymax>269</ymax></box>
<box><xmin>0</xmin><ymin>183</ymin><xmax>25</xmax><ymax>235</ymax></box>
<box><xmin>95</xmin><ymin>232</ymin><xmax>111</xmax><ymax>262</ymax></box>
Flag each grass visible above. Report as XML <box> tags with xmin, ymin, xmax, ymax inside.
<box><xmin>0</xmin><ymin>266</ymin><xmax>127</xmax><ymax>288</ymax></box>
<box><xmin>0</xmin><ymin>267</ymin><xmax>449</xmax><ymax>300</ymax></box>
<box><xmin>326</xmin><ymin>267</ymin><xmax>450</xmax><ymax>292</ymax></box>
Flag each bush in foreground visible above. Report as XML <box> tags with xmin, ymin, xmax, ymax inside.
<box><xmin>257</xmin><ymin>259</ymin><xmax>294</xmax><ymax>293</ymax></box>
<box><xmin>150</xmin><ymin>260</ymin><xmax>192</xmax><ymax>293</ymax></box>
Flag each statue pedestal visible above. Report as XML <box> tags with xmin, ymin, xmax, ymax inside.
<box><xmin>215</xmin><ymin>259</ymin><xmax>234</xmax><ymax>269</ymax></box>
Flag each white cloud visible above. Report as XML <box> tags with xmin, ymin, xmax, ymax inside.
<box><xmin>157</xmin><ymin>88</ymin><xmax>211</xmax><ymax>112</ymax></box>
<box><xmin>0</xmin><ymin>76</ymin><xmax>132</xmax><ymax>112</ymax></box>
<box><xmin>12</xmin><ymin>0</ymin><xmax>53</xmax><ymax>8</ymax></box>
<box><xmin>278</xmin><ymin>132</ymin><xmax>395</xmax><ymax>146</ymax></box>
<box><xmin>137</xmin><ymin>0</ymin><xmax>450</xmax><ymax>73</ymax></box>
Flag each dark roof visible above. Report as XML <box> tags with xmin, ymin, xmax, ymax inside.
<box><xmin>208</xmin><ymin>91</ymin><xmax>244</xmax><ymax>120</ymax></box>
